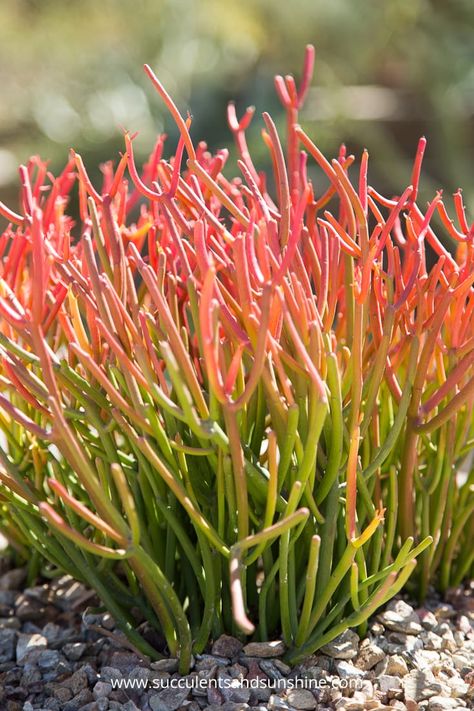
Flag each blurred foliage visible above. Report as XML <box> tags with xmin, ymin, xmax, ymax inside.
<box><xmin>0</xmin><ymin>0</ymin><xmax>473</xmax><ymax>214</ymax></box>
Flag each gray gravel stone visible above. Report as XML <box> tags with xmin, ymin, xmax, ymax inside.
<box><xmin>212</xmin><ymin>634</ymin><xmax>244</xmax><ymax>658</ymax></box>
<box><xmin>243</xmin><ymin>658</ymin><xmax>271</xmax><ymax>702</ymax></box>
<box><xmin>149</xmin><ymin>686</ymin><xmax>190</xmax><ymax>711</ymax></box>
<box><xmin>378</xmin><ymin>600</ymin><xmax>422</xmax><ymax>635</ymax></box>
<box><xmin>446</xmin><ymin>675</ymin><xmax>470</xmax><ymax>697</ymax></box>
<box><xmin>385</xmin><ymin>631</ymin><xmax>424</xmax><ymax>655</ymax></box>
<box><xmin>195</xmin><ymin>653</ymin><xmax>228</xmax><ymax>670</ymax></box>
<box><xmin>260</xmin><ymin>659</ymin><xmax>283</xmax><ymax>680</ymax></box>
<box><xmin>206</xmin><ymin>685</ymin><xmax>224</xmax><ymax>705</ymax></box>
<box><xmin>274</xmin><ymin>659</ymin><xmax>291</xmax><ymax>675</ymax></box>
<box><xmin>0</xmin><ymin>589</ymin><xmax>16</xmax><ymax>607</ymax></box>
<box><xmin>402</xmin><ymin>669</ymin><xmax>443</xmax><ymax>701</ymax></box>
<box><xmin>458</xmin><ymin>615</ymin><xmax>472</xmax><ymax>635</ymax></box>
<box><xmin>355</xmin><ymin>639</ymin><xmax>385</xmax><ymax>670</ymax></box>
<box><xmin>63</xmin><ymin>642</ymin><xmax>88</xmax><ymax>661</ymax></box>
<box><xmin>321</xmin><ymin>630</ymin><xmax>359</xmax><ymax>659</ymax></box>
<box><xmin>0</xmin><ymin>567</ymin><xmax>26</xmax><ymax>590</ymax></box>
<box><xmin>62</xmin><ymin>689</ymin><xmax>94</xmax><ymax>711</ymax></box>
<box><xmin>414</xmin><ymin>649</ymin><xmax>442</xmax><ymax>669</ymax></box>
<box><xmin>16</xmin><ymin>632</ymin><xmax>47</xmax><ymax>662</ymax></box>
<box><xmin>452</xmin><ymin>653</ymin><xmax>470</xmax><ymax>671</ymax></box>
<box><xmin>379</xmin><ymin>674</ymin><xmax>403</xmax><ymax>692</ymax></box>
<box><xmin>15</xmin><ymin>595</ymin><xmax>45</xmax><ymax>622</ymax></box>
<box><xmin>335</xmin><ymin>660</ymin><xmax>365</xmax><ymax>679</ymax></box>
<box><xmin>286</xmin><ymin>688</ymin><xmax>317</xmax><ymax>709</ymax></box>
<box><xmin>98</xmin><ymin>667</ymin><xmax>121</xmax><ymax>684</ymax></box>
<box><xmin>385</xmin><ymin>654</ymin><xmax>409</xmax><ymax>676</ymax></box>
<box><xmin>242</xmin><ymin>641</ymin><xmax>286</xmax><ymax>658</ymax></box>
<box><xmin>63</xmin><ymin>669</ymin><xmax>89</xmax><ymax>695</ymax></box>
<box><xmin>42</xmin><ymin>622</ymin><xmax>64</xmax><ymax>643</ymax></box>
<box><xmin>150</xmin><ymin>658</ymin><xmax>179</xmax><ymax>673</ymax></box>
<box><xmin>419</xmin><ymin>610</ymin><xmax>439</xmax><ymax>630</ymax></box>
<box><xmin>93</xmin><ymin>681</ymin><xmax>113</xmax><ymax>699</ymax></box>
<box><xmin>0</xmin><ymin>628</ymin><xmax>16</xmax><ymax>663</ymax></box>
<box><xmin>50</xmin><ymin>684</ymin><xmax>74</xmax><ymax>704</ymax></box>
<box><xmin>421</xmin><ymin>631</ymin><xmax>443</xmax><ymax>650</ymax></box>
<box><xmin>37</xmin><ymin>649</ymin><xmax>61</xmax><ymax>670</ymax></box>
<box><xmin>218</xmin><ymin>668</ymin><xmax>251</xmax><ymax>703</ymax></box>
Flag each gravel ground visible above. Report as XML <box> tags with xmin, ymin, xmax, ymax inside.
<box><xmin>0</xmin><ymin>566</ymin><xmax>472</xmax><ymax>711</ymax></box>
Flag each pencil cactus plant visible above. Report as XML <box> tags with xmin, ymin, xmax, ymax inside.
<box><xmin>0</xmin><ymin>47</ymin><xmax>473</xmax><ymax>671</ymax></box>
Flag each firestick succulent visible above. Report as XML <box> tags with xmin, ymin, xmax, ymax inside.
<box><xmin>0</xmin><ymin>47</ymin><xmax>472</xmax><ymax>671</ymax></box>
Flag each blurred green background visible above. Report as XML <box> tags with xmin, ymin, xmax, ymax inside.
<box><xmin>0</xmin><ymin>0</ymin><xmax>473</xmax><ymax>214</ymax></box>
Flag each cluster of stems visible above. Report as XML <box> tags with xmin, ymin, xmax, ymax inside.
<box><xmin>0</xmin><ymin>47</ymin><xmax>472</xmax><ymax>671</ymax></box>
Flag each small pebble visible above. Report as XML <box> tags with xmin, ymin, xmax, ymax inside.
<box><xmin>385</xmin><ymin>654</ymin><xmax>409</xmax><ymax>677</ymax></box>
<box><xmin>16</xmin><ymin>632</ymin><xmax>47</xmax><ymax>662</ymax></box>
<box><xmin>419</xmin><ymin>610</ymin><xmax>438</xmax><ymax>630</ymax></box>
<box><xmin>212</xmin><ymin>634</ymin><xmax>243</xmax><ymax>658</ymax></box>
<box><xmin>356</xmin><ymin>639</ymin><xmax>385</xmax><ymax>670</ymax></box>
<box><xmin>63</xmin><ymin>642</ymin><xmax>87</xmax><ymax>661</ymax></box>
<box><xmin>242</xmin><ymin>640</ymin><xmax>286</xmax><ymax>658</ymax></box>
<box><xmin>335</xmin><ymin>660</ymin><xmax>365</xmax><ymax>678</ymax></box>
<box><xmin>0</xmin><ymin>628</ymin><xmax>16</xmax><ymax>663</ymax></box>
<box><xmin>402</xmin><ymin>669</ymin><xmax>443</xmax><ymax>701</ymax></box>
<box><xmin>37</xmin><ymin>649</ymin><xmax>61</xmax><ymax>670</ymax></box>
<box><xmin>379</xmin><ymin>674</ymin><xmax>403</xmax><ymax>692</ymax></box>
<box><xmin>321</xmin><ymin>629</ymin><xmax>359</xmax><ymax>659</ymax></box>
<box><xmin>149</xmin><ymin>686</ymin><xmax>190</xmax><ymax>710</ymax></box>
<box><xmin>273</xmin><ymin>659</ymin><xmax>291</xmax><ymax>675</ymax></box>
<box><xmin>151</xmin><ymin>657</ymin><xmax>179</xmax><ymax>673</ymax></box>
<box><xmin>93</xmin><ymin>680</ymin><xmax>113</xmax><ymax>699</ymax></box>
<box><xmin>378</xmin><ymin>600</ymin><xmax>422</xmax><ymax>635</ymax></box>
<box><xmin>286</xmin><ymin>688</ymin><xmax>317</xmax><ymax>709</ymax></box>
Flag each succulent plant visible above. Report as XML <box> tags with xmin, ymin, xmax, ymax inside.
<box><xmin>0</xmin><ymin>47</ymin><xmax>472</xmax><ymax>671</ymax></box>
